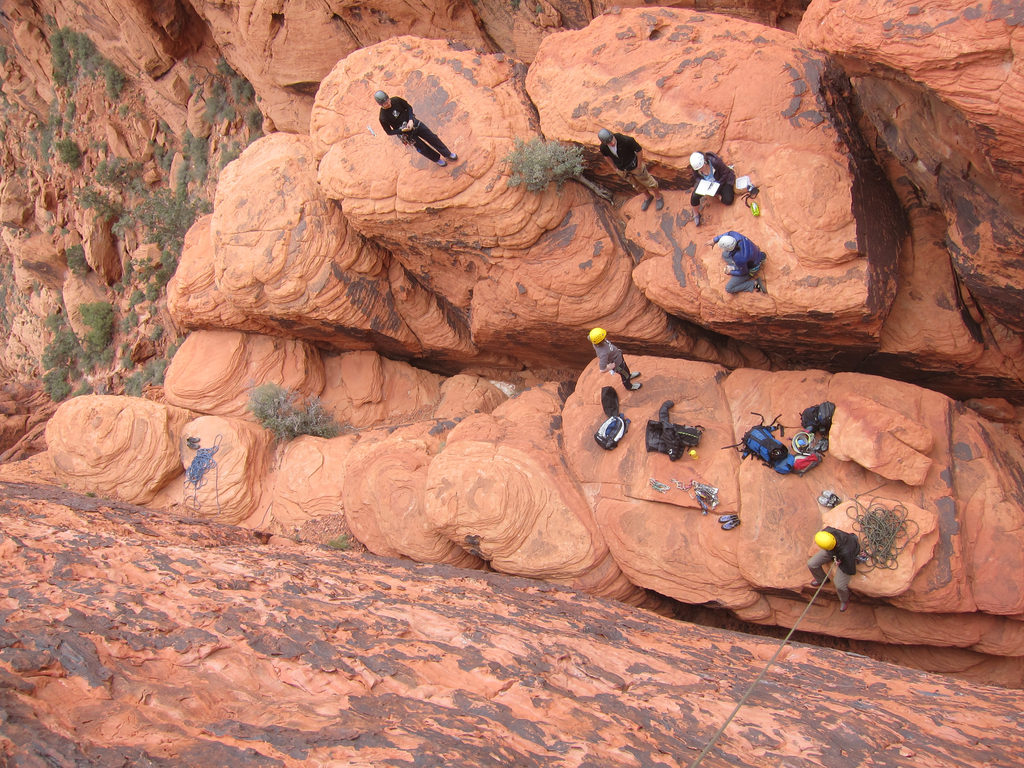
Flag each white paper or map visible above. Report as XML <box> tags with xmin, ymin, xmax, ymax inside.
<box><xmin>696</xmin><ymin>180</ymin><xmax>720</xmax><ymax>196</ymax></box>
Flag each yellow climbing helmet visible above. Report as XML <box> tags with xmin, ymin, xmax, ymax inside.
<box><xmin>589</xmin><ymin>327</ymin><xmax>607</xmax><ymax>344</ymax></box>
<box><xmin>814</xmin><ymin>530</ymin><xmax>837</xmax><ymax>550</ymax></box>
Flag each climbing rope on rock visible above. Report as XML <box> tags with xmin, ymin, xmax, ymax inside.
<box><xmin>846</xmin><ymin>497</ymin><xmax>918</xmax><ymax>570</ymax></box>
<box><xmin>184</xmin><ymin>434</ymin><xmax>223</xmax><ymax>514</ymax></box>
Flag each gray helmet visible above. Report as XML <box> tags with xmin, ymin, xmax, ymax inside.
<box><xmin>373</xmin><ymin>90</ymin><xmax>389</xmax><ymax>105</ymax></box>
<box><xmin>598</xmin><ymin>128</ymin><xmax>613</xmax><ymax>144</ymax></box>
<box><xmin>716</xmin><ymin>235</ymin><xmax>738</xmax><ymax>252</ymax></box>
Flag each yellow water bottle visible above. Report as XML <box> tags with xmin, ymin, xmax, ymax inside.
<box><xmin>750</xmin><ymin>200</ymin><xmax>761</xmax><ymax>216</ymax></box>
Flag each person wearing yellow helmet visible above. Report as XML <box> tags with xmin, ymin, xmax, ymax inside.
<box><xmin>807</xmin><ymin>525</ymin><xmax>861</xmax><ymax>612</ymax></box>
<box><xmin>589</xmin><ymin>328</ymin><xmax>642</xmax><ymax>391</ymax></box>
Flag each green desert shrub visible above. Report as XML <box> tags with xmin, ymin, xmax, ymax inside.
<box><xmin>65</xmin><ymin>244</ymin><xmax>89</xmax><ymax>276</ymax></box>
<box><xmin>505</xmin><ymin>137</ymin><xmax>583</xmax><ymax>192</ymax></box>
<box><xmin>55</xmin><ymin>138</ymin><xmax>83</xmax><ymax>168</ymax></box>
<box><xmin>78</xmin><ymin>301</ymin><xmax>115</xmax><ymax>367</ymax></box>
<box><xmin>248</xmin><ymin>383</ymin><xmax>340</xmax><ymax>442</ymax></box>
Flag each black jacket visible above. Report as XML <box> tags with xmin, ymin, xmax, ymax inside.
<box><xmin>379</xmin><ymin>96</ymin><xmax>418</xmax><ymax>136</ymax></box>
<box><xmin>824</xmin><ymin>526</ymin><xmax>860</xmax><ymax>575</ymax></box>
<box><xmin>645</xmin><ymin>401</ymin><xmax>703</xmax><ymax>461</ymax></box>
<box><xmin>600</xmin><ymin>133</ymin><xmax>643</xmax><ymax>172</ymax></box>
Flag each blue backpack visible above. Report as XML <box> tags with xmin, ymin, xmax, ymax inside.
<box><xmin>727</xmin><ymin>414</ymin><xmax>793</xmax><ymax>474</ymax></box>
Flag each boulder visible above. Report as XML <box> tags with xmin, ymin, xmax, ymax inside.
<box><xmin>3</xmin><ymin>229</ymin><xmax>65</xmax><ymax>291</ymax></box>
<box><xmin>798</xmin><ymin>0</ymin><xmax>1024</xmax><ymax>335</ymax></box>
<box><xmin>167</xmin><ymin>215</ymin><xmax>280</xmax><ymax>335</ymax></box>
<box><xmin>343</xmin><ymin>423</ymin><xmax>482</xmax><ymax>567</ymax></box>
<box><xmin>311</xmin><ymin>36</ymin><xmax>571</xmax><ymax>309</ymax></box>
<box><xmin>425</xmin><ymin>384</ymin><xmax>648</xmax><ymax>604</ymax></box>
<box><xmin>211</xmin><ymin>133</ymin><xmax>423</xmax><ymax>357</ymax></box>
<box><xmin>179</xmin><ymin>415</ymin><xmax>273</xmax><ymax>525</ymax></box>
<box><xmin>528</xmin><ymin>9</ymin><xmax>903</xmax><ymax>357</ymax></box>
<box><xmin>46</xmin><ymin>395</ymin><xmax>191</xmax><ymax>504</ymax></box>
<box><xmin>434</xmin><ymin>374</ymin><xmax>509</xmax><ymax>421</ymax></box>
<box><xmin>62</xmin><ymin>273</ymin><xmax>110</xmax><ymax>343</ymax></box>
<box><xmin>163</xmin><ymin>330</ymin><xmax>325</xmax><ymax>418</ymax></box>
<box><xmin>319</xmin><ymin>350</ymin><xmax>442</xmax><ymax>429</ymax></box>
<box><xmin>270</xmin><ymin>433</ymin><xmax>359</xmax><ymax>532</ymax></box>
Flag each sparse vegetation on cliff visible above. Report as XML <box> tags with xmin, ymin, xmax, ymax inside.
<box><xmin>248</xmin><ymin>383</ymin><xmax>341</xmax><ymax>442</ymax></box>
<box><xmin>505</xmin><ymin>137</ymin><xmax>611</xmax><ymax>199</ymax></box>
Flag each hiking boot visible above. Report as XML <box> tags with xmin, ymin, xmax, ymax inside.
<box><xmin>718</xmin><ymin>514</ymin><xmax>738</xmax><ymax>524</ymax></box>
<box><xmin>809</xmin><ymin>579</ymin><xmax>822</xmax><ymax>587</ymax></box>
<box><xmin>856</xmin><ymin>552</ymin><xmax>869</xmax><ymax>564</ymax></box>
<box><xmin>629</xmin><ymin>383</ymin><xmax>643</xmax><ymax>391</ymax></box>
<box><xmin>839</xmin><ymin>601</ymin><xmax>849</xmax><ymax>612</ymax></box>
<box><xmin>693</xmin><ymin>211</ymin><xmax>702</xmax><ymax>227</ymax></box>
<box><xmin>641</xmin><ymin>197</ymin><xmax>653</xmax><ymax>212</ymax></box>
<box><xmin>655</xmin><ymin>197</ymin><xmax>665</xmax><ymax>211</ymax></box>
<box><xmin>721</xmin><ymin>517</ymin><xmax>740</xmax><ymax>530</ymax></box>
<box><xmin>629</xmin><ymin>372</ymin><xmax>641</xmax><ymax>380</ymax></box>
<box><xmin>437</xmin><ymin>158</ymin><xmax>448</xmax><ymax>167</ymax></box>
<box><xmin>449</xmin><ymin>152</ymin><xmax>458</xmax><ymax>161</ymax></box>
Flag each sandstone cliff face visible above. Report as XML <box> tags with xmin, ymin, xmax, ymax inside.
<box><xmin>798</xmin><ymin>0</ymin><xmax>1024</xmax><ymax>337</ymax></box>
<box><xmin>1</xmin><ymin>482</ymin><xmax>1022</xmax><ymax>767</ymax></box>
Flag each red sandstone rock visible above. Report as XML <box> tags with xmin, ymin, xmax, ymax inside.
<box><xmin>45</xmin><ymin>395</ymin><xmax>191</xmax><ymax>503</ymax></box>
<box><xmin>188</xmin><ymin>0</ymin><xmax>490</xmax><ymax>133</ymax></box>
<box><xmin>798</xmin><ymin>0</ymin><xmax>1024</xmax><ymax>336</ymax></box>
<box><xmin>269</xmin><ymin>434</ymin><xmax>358</xmax><ymax>533</ymax></box>
<box><xmin>211</xmin><ymin>133</ymin><xmax>424</xmax><ymax>356</ymax></box>
<box><xmin>425</xmin><ymin>385</ymin><xmax>648</xmax><ymax>604</ymax></box>
<box><xmin>343</xmin><ymin>423</ymin><xmax>484</xmax><ymax>567</ymax></box>
<box><xmin>1</xmin><ymin>483</ymin><xmax>1022</xmax><ymax>766</ymax></box>
<box><xmin>527</xmin><ymin>9</ymin><xmax>895</xmax><ymax>354</ymax></box>
<box><xmin>163</xmin><ymin>330</ymin><xmax>325</xmax><ymax>418</ymax></box>
<box><xmin>178</xmin><ymin>414</ymin><xmax>273</xmax><ymax>525</ymax></box>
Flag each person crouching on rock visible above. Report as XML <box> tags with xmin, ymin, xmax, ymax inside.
<box><xmin>688</xmin><ymin>150</ymin><xmax>736</xmax><ymax>226</ymax></box>
<box><xmin>808</xmin><ymin>527</ymin><xmax>861</xmax><ymax>612</ymax></box>
<box><xmin>710</xmin><ymin>231</ymin><xmax>767</xmax><ymax>294</ymax></box>
<box><xmin>589</xmin><ymin>328</ymin><xmax>642</xmax><ymax>391</ymax></box>
<box><xmin>375</xmin><ymin>90</ymin><xmax>459</xmax><ymax>168</ymax></box>
<box><xmin>598</xmin><ymin>129</ymin><xmax>664</xmax><ymax>212</ymax></box>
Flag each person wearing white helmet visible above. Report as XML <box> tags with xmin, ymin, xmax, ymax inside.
<box><xmin>375</xmin><ymin>90</ymin><xmax>458</xmax><ymax>168</ymax></box>
<box><xmin>598</xmin><ymin>129</ymin><xmax>664</xmax><ymax>212</ymax></box>
<box><xmin>709</xmin><ymin>230</ymin><xmax>767</xmax><ymax>293</ymax></box>
<box><xmin>588</xmin><ymin>327</ymin><xmax>642</xmax><ymax>391</ymax></box>
<box><xmin>688</xmin><ymin>150</ymin><xmax>736</xmax><ymax>226</ymax></box>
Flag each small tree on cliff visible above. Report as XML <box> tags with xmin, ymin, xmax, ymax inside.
<box><xmin>504</xmin><ymin>138</ymin><xmax>611</xmax><ymax>199</ymax></box>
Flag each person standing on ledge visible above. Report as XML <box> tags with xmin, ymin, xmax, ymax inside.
<box><xmin>598</xmin><ymin>129</ymin><xmax>664</xmax><ymax>212</ymax></box>
<box><xmin>589</xmin><ymin>328</ymin><xmax>642</xmax><ymax>391</ymax></box>
<box><xmin>375</xmin><ymin>90</ymin><xmax>458</xmax><ymax>168</ymax></box>
<box><xmin>688</xmin><ymin>150</ymin><xmax>735</xmax><ymax>226</ymax></box>
<box><xmin>807</xmin><ymin>527</ymin><xmax>862</xmax><ymax>612</ymax></box>
<box><xmin>709</xmin><ymin>231</ymin><xmax>767</xmax><ymax>294</ymax></box>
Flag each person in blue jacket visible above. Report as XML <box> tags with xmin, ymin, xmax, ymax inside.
<box><xmin>709</xmin><ymin>231</ymin><xmax>767</xmax><ymax>294</ymax></box>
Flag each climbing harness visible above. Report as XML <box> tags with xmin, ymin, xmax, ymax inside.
<box><xmin>847</xmin><ymin>496</ymin><xmax>919</xmax><ymax>571</ymax></box>
<box><xmin>184</xmin><ymin>434</ymin><xmax>223</xmax><ymax>514</ymax></box>
<box><xmin>688</xmin><ymin>564</ymin><xmax>836</xmax><ymax>768</ymax></box>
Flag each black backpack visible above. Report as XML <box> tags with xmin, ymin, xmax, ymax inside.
<box><xmin>800</xmin><ymin>401</ymin><xmax>836</xmax><ymax>434</ymax></box>
<box><xmin>594</xmin><ymin>386</ymin><xmax>629</xmax><ymax>451</ymax></box>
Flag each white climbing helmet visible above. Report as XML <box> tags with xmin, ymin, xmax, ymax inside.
<box><xmin>689</xmin><ymin>152</ymin><xmax>706</xmax><ymax>170</ymax></box>
<box><xmin>717</xmin><ymin>235</ymin><xmax>738</xmax><ymax>252</ymax></box>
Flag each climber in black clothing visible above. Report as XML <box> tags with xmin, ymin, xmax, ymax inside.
<box><xmin>375</xmin><ymin>90</ymin><xmax>458</xmax><ymax>168</ymax></box>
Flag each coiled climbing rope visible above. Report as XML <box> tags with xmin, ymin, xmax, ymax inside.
<box><xmin>847</xmin><ymin>497</ymin><xmax>919</xmax><ymax>570</ymax></box>
<box><xmin>184</xmin><ymin>434</ymin><xmax>223</xmax><ymax>514</ymax></box>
